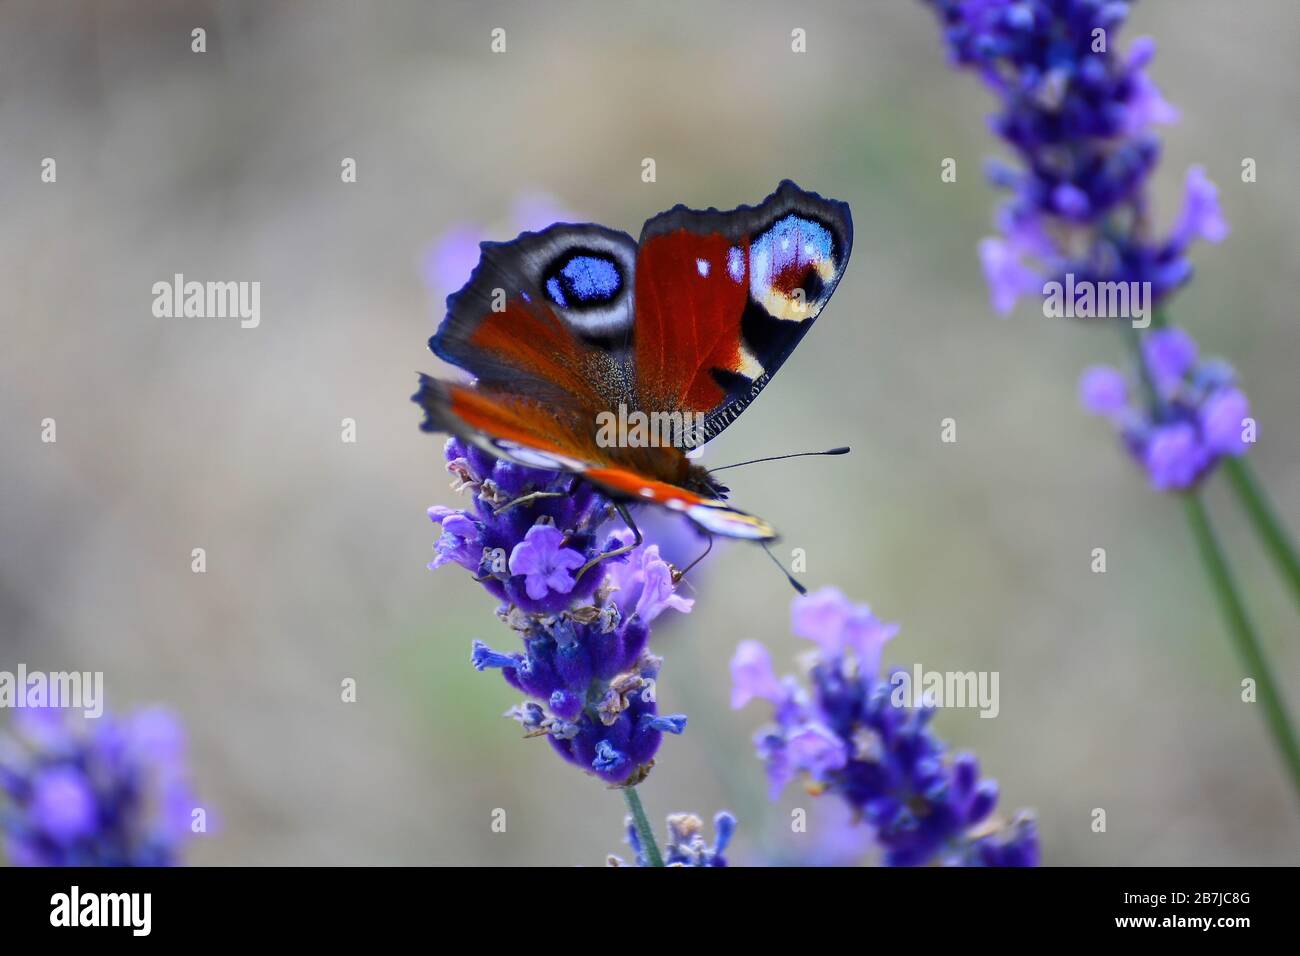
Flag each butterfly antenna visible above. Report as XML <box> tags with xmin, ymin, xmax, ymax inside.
<box><xmin>709</xmin><ymin>446</ymin><xmax>850</xmax><ymax>474</ymax></box>
<box><xmin>760</xmin><ymin>541</ymin><xmax>806</xmax><ymax>595</ymax></box>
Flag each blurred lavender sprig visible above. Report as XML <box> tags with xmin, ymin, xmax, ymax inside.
<box><xmin>922</xmin><ymin>0</ymin><xmax>1227</xmax><ymax>315</ymax></box>
<box><xmin>608</xmin><ymin>809</ymin><xmax>736</xmax><ymax>867</ymax></box>
<box><xmin>921</xmin><ymin>0</ymin><xmax>1300</xmax><ymax>804</ymax></box>
<box><xmin>733</xmin><ymin>588</ymin><xmax>1038</xmax><ymax>867</ymax></box>
<box><xmin>428</xmin><ymin>436</ymin><xmax>692</xmax><ymax>787</ymax></box>
<box><xmin>922</xmin><ymin>2</ymin><xmax>1256</xmax><ymax>491</ymax></box>
<box><xmin>0</xmin><ymin>706</ymin><xmax>202</xmax><ymax>866</ymax></box>
<box><xmin>1080</xmin><ymin>327</ymin><xmax>1252</xmax><ymax>491</ymax></box>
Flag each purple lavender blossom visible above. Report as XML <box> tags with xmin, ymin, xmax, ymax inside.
<box><xmin>0</xmin><ymin>706</ymin><xmax>203</xmax><ymax>866</ymax></box>
<box><xmin>431</xmin><ymin>436</ymin><xmax>692</xmax><ymax>786</ymax></box>
<box><xmin>509</xmin><ymin>524</ymin><xmax>586</xmax><ymax>600</ymax></box>
<box><xmin>608</xmin><ymin>810</ymin><xmax>735</xmax><ymax>867</ymax></box>
<box><xmin>1142</xmin><ymin>326</ymin><xmax>1198</xmax><ymax>393</ymax></box>
<box><xmin>1144</xmin><ymin>422</ymin><xmax>1205</xmax><ymax>491</ymax></box>
<box><xmin>791</xmin><ymin>585</ymin><xmax>899</xmax><ymax>675</ymax></box>
<box><xmin>1078</xmin><ymin>365</ymin><xmax>1128</xmax><ymax>417</ymax></box>
<box><xmin>1080</xmin><ymin>327</ymin><xmax>1253</xmax><ymax>491</ymax></box>
<box><xmin>1170</xmin><ymin>166</ymin><xmax>1230</xmax><ymax>248</ymax></box>
<box><xmin>978</xmin><ymin>236</ymin><xmax>1043</xmax><ymax>315</ymax></box>
<box><xmin>923</xmin><ymin>0</ymin><xmax>1227</xmax><ymax>316</ymax></box>
<box><xmin>426</xmin><ymin>506</ymin><xmax>483</xmax><ymax>571</ymax></box>
<box><xmin>1200</xmin><ymin>387</ymin><xmax>1251</xmax><ymax>456</ymax></box>
<box><xmin>730</xmin><ymin>640</ymin><xmax>785</xmax><ymax>711</ymax></box>
<box><xmin>606</xmin><ymin>539</ymin><xmax>695</xmax><ymax>623</ymax></box>
<box><xmin>733</xmin><ymin>587</ymin><xmax>1039</xmax><ymax>867</ymax></box>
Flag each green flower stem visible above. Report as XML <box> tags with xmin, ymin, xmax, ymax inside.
<box><xmin>1184</xmin><ymin>492</ymin><xmax>1300</xmax><ymax>805</ymax></box>
<box><xmin>1223</xmin><ymin>456</ymin><xmax>1300</xmax><ymax>615</ymax></box>
<box><xmin>622</xmin><ymin>786</ymin><xmax>664</xmax><ymax>866</ymax></box>
<box><xmin>1122</xmin><ymin>322</ymin><xmax>1160</xmax><ymax>411</ymax></box>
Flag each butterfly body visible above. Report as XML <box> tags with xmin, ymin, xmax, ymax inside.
<box><xmin>415</xmin><ymin>180</ymin><xmax>853</xmax><ymax>540</ymax></box>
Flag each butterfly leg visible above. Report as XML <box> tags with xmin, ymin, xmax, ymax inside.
<box><xmin>574</xmin><ymin>501</ymin><xmax>642</xmax><ymax>584</ymax></box>
<box><xmin>494</xmin><ymin>490</ymin><xmax>566</xmax><ymax>515</ymax></box>
<box><xmin>671</xmin><ymin>532</ymin><xmax>714</xmax><ymax>584</ymax></box>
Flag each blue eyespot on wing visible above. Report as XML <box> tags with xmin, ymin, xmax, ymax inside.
<box><xmin>429</xmin><ymin>224</ymin><xmax>639</xmax><ymax>406</ymax></box>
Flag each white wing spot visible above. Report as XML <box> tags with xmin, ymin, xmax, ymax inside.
<box><xmin>727</xmin><ymin>247</ymin><xmax>745</xmax><ymax>282</ymax></box>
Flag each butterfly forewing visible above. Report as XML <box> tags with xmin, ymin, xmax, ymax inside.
<box><xmin>632</xmin><ymin>180</ymin><xmax>853</xmax><ymax>444</ymax></box>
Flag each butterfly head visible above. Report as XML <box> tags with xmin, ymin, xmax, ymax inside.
<box><xmin>684</xmin><ymin>461</ymin><xmax>730</xmax><ymax>500</ymax></box>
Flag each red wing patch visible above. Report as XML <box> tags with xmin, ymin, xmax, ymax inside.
<box><xmin>634</xmin><ymin>230</ymin><xmax>751</xmax><ymax>412</ymax></box>
<box><xmin>463</xmin><ymin>299</ymin><xmax>608</xmax><ymax>408</ymax></box>
<box><xmin>631</xmin><ymin>181</ymin><xmax>853</xmax><ymax>445</ymax></box>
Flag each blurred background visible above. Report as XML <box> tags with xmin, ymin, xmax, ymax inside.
<box><xmin>2</xmin><ymin>0</ymin><xmax>1297</xmax><ymax>865</ymax></box>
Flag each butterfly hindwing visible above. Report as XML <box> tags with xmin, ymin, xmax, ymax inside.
<box><xmin>632</xmin><ymin>180</ymin><xmax>853</xmax><ymax>444</ymax></box>
<box><xmin>415</xmin><ymin>375</ymin><xmax>598</xmax><ymax>471</ymax></box>
<box><xmin>413</xmin><ymin>376</ymin><xmax>774</xmax><ymax>539</ymax></box>
<box><xmin>416</xmin><ymin>374</ymin><xmax>693</xmax><ymax>492</ymax></box>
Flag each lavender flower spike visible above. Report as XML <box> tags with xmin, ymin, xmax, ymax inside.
<box><xmin>924</xmin><ymin>0</ymin><xmax>1228</xmax><ymax>316</ymax></box>
<box><xmin>1079</xmin><ymin>327</ymin><xmax>1254</xmax><ymax>491</ymax></box>
<box><xmin>0</xmin><ymin>705</ymin><xmax>204</xmax><ymax>866</ymax></box>
<box><xmin>922</xmin><ymin>2</ymin><xmax>1253</xmax><ymax>493</ymax></box>
<box><xmin>608</xmin><ymin>810</ymin><xmax>736</xmax><ymax>867</ymax></box>
<box><xmin>428</xmin><ymin>437</ymin><xmax>693</xmax><ymax>786</ymax></box>
<box><xmin>734</xmin><ymin>587</ymin><xmax>1039</xmax><ymax>867</ymax></box>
